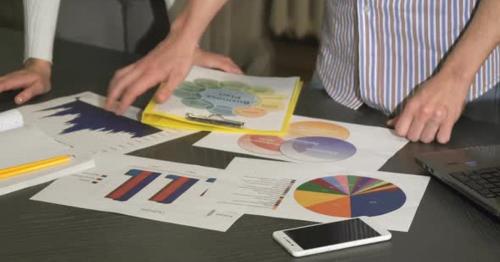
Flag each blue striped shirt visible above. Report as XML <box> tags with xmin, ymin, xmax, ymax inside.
<box><xmin>317</xmin><ymin>0</ymin><xmax>500</xmax><ymax>115</ymax></box>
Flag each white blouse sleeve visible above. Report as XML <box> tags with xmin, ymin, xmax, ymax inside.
<box><xmin>23</xmin><ymin>0</ymin><xmax>61</xmax><ymax>63</ymax></box>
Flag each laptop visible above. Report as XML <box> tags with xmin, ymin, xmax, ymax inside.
<box><xmin>416</xmin><ymin>145</ymin><xmax>500</xmax><ymax>218</ymax></box>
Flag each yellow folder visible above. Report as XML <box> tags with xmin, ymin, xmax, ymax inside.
<box><xmin>141</xmin><ymin>68</ymin><xmax>302</xmax><ymax>136</ymax></box>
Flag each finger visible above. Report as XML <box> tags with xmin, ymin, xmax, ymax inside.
<box><xmin>406</xmin><ymin>106</ymin><xmax>436</xmax><ymax>142</ymax></box>
<box><xmin>108</xmin><ymin>64</ymin><xmax>135</xmax><ymax>90</ymax></box>
<box><xmin>14</xmin><ymin>83</ymin><xmax>44</xmax><ymax>105</ymax></box>
<box><xmin>106</xmin><ymin>67</ymin><xmax>142</xmax><ymax>111</ymax></box>
<box><xmin>437</xmin><ymin>117</ymin><xmax>455</xmax><ymax>144</ymax></box>
<box><xmin>394</xmin><ymin>101</ymin><xmax>418</xmax><ymax>137</ymax></box>
<box><xmin>420</xmin><ymin>108</ymin><xmax>446</xmax><ymax>143</ymax></box>
<box><xmin>0</xmin><ymin>73</ymin><xmax>37</xmax><ymax>93</ymax></box>
<box><xmin>386</xmin><ymin>116</ymin><xmax>398</xmax><ymax>127</ymax></box>
<box><xmin>196</xmin><ymin>51</ymin><xmax>242</xmax><ymax>74</ymax></box>
<box><xmin>208</xmin><ymin>56</ymin><xmax>242</xmax><ymax>74</ymax></box>
<box><xmin>154</xmin><ymin>70</ymin><xmax>184</xmax><ymax>103</ymax></box>
<box><xmin>116</xmin><ymin>73</ymin><xmax>160</xmax><ymax>115</ymax></box>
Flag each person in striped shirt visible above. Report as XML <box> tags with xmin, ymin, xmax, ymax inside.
<box><xmin>315</xmin><ymin>0</ymin><xmax>500</xmax><ymax>144</ymax></box>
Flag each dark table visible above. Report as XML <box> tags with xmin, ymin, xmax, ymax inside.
<box><xmin>1</xmin><ymin>28</ymin><xmax>499</xmax><ymax>262</ymax></box>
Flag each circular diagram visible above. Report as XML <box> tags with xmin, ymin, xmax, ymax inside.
<box><xmin>174</xmin><ymin>79</ymin><xmax>286</xmax><ymax>118</ymax></box>
<box><xmin>280</xmin><ymin>136</ymin><xmax>356</xmax><ymax>162</ymax></box>
<box><xmin>294</xmin><ymin>175</ymin><xmax>406</xmax><ymax>218</ymax></box>
<box><xmin>237</xmin><ymin>120</ymin><xmax>356</xmax><ymax>162</ymax></box>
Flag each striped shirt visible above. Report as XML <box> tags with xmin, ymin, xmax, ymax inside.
<box><xmin>316</xmin><ymin>0</ymin><xmax>500</xmax><ymax>115</ymax></box>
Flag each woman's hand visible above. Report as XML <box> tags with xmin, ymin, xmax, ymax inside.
<box><xmin>0</xmin><ymin>58</ymin><xmax>52</xmax><ymax>105</ymax></box>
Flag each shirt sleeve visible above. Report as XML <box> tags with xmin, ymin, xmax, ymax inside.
<box><xmin>23</xmin><ymin>0</ymin><xmax>61</xmax><ymax>63</ymax></box>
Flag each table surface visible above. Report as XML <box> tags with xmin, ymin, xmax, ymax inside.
<box><xmin>1</xmin><ymin>28</ymin><xmax>499</xmax><ymax>262</ymax></box>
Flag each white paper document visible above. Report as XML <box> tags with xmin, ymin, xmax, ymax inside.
<box><xmin>194</xmin><ymin>115</ymin><xmax>408</xmax><ymax>170</ymax></box>
<box><xmin>0</xmin><ymin>109</ymin><xmax>23</xmax><ymax>132</ymax></box>
<box><xmin>18</xmin><ymin>92</ymin><xmax>194</xmax><ymax>155</ymax></box>
<box><xmin>205</xmin><ymin>158</ymin><xmax>430</xmax><ymax>232</ymax></box>
<box><xmin>0</xmin><ymin>125</ymin><xmax>94</xmax><ymax>195</ymax></box>
<box><xmin>32</xmin><ymin>154</ymin><xmax>242</xmax><ymax>232</ymax></box>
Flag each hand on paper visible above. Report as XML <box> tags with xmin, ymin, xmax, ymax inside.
<box><xmin>0</xmin><ymin>58</ymin><xmax>52</xmax><ymax>105</ymax></box>
<box><xmin>105</xmin><ymin>38</ymin><xmax>242</xmax><ymax>115</ymax></box>
<box><xmin>387</xmin><ymin>72</ymin><xmax>469</xmax><ymax>144</ymax></box>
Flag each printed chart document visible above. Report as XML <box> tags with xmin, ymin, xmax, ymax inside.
<box><xmin>18</xmin><ymin>92</ymin><xmax>193</xmax><ymax>155</ymax></box>
<box><xmin>0</xmin><ymin>123</ymin><xmax>94</xmax><ymax>196</ymax></box>
<box><xmin>32</xmin><ymin>154</ymin><xmax>242</xmax><ymax>232</ymax></box>
<box><xmin>205</xmin><ymin>158</ymin><xmax>430</xmax><ymax>232</ymax></box>
<box><xmin>195</xmin><ymin>115</ymin><xmax>408</xmax><ymax>170</ymax></box>
<box><xmin>142</xmin><ymin>66</ymin><xmax>302</xmax><ymax>135</ymax></box>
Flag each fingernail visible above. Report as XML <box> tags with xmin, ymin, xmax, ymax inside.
<box><xmin>15</xmin><ymin>97</ymin><xmax>23</xmax><ymax>104</ymax></box>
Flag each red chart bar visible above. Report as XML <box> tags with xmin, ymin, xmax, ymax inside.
<box><xmin>106</xmin><ymin>169</ymin><xmax>160</xmax><ymax>201</ymax></box>
<box><xmin>150</xmin><ymin>175</ymin><xmax>198</xmax><ymax>204</ymax></box>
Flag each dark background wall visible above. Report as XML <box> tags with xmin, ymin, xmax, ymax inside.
<box><xmin>0</xmin><ymin>1</ymin><xmax>317</xmax><ymax>80</ymax></box>
<box><xmin>0</xmin><ymin>0</ymin><xmax>23</xmax><ymax>30</ymax></box>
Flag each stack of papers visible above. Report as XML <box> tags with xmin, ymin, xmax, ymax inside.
<box><xmin>0</xmin><ymin>111</ymin><xmax>93</xmax><ymax>196</ymax></box>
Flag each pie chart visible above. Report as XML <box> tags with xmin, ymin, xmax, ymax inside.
<box><xmin>237</xmin><ymin>134</ymin><xmax>284</xmax><ymax>155</ymax></box>
<box><xmin>294</xmin><ymin>175</ymin><xmax>406</xmax><ymax>218</ymax></box>
<box><xmin>280</xmin><ymin>136</ymin><xmax>356</xmax><ymax>162</ymax></box>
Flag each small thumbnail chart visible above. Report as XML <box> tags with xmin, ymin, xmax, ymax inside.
<box><xmin>106</xmin><ymin>169</ymin><xmax>210</xmax><ymax>204</ymax></box>
<box><xmin>237</xmin><ymin>120</ymin><xmax>356</xmax><ymax>162</ymax></box>
<box><xmin>294</xmin><ymin>175</ymin><xmax>406</xmax><ymax>218</ymax></box>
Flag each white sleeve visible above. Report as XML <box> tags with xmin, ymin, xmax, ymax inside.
<box><xmin>164</xmin><ymin>0</ymin><xmax>176</xmax><ymax>10</ymax></box>
<box><xmin>23</xmin><ymin>0</ymin><xmax>61</xmax><ymax>63</ymax></box>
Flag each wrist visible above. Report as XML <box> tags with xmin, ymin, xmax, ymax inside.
<box><xmin>437</xmin><ymin>64</ymin><xmax>474</xmax><ymax>93</ymax></box>
<box><xmin>168</xmin><ymin>9</ymin><xmax>204</xmax><ymax>49</ymax></box>
<box><xmin>24</xmin><ymin>58</ymin><xmax>52</xmax><ymax>76</ymax></box>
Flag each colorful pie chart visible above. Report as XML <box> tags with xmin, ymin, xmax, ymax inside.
<box><xmin>280</xmin><ymin>136</ymin><xmax>356</xmax><ymax>162</ymax></box>
<box><xmin>294</xmin><ymin>175</ymin><xmax>406</xmax><ymax>218</ymax></box>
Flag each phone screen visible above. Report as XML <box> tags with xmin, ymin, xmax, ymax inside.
<box><xmin>283</xmin><ymin>218</ymin><xmax>381</xmax><ymax>250</ymax></box>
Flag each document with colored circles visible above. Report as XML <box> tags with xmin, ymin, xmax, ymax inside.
<box><xmin>204</xmin><ymin>158</ymin><xmax>430</xmax><ymax>232</ymax></box>
<box><xmin>194</xmin><ymin>115</ymin><xmax>408</xmax><ymax>170</ymax></box>
<box><xmin>141</xmin><ymin>66</ymin><xmax>302</xmax><ymax>135</ymax></box>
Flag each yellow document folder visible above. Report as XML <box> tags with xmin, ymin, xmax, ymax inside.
<box><xmin>141</xmin><ymin>67</ymin><xmax>302</xmax><ymax>135</ymax></box>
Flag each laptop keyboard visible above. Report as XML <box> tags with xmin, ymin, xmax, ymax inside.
<box><xmin>450</xmin><ymin>167</ymin><xmax>500</xmax><ymax>199</ymax></box>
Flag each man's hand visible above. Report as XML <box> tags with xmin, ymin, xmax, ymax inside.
<box><xmin>388</xmin><ymin>73</ymin><xmax>469</xmax><ymax>144</ymax></box>
<box><xmin>0</xmin><ymin>59</ymin><xmax>52</xmax><ymax>105</ymax></box>
<box><xmin>389</xmin><ymin>0</ymin><xmax>500</xmax><ymax>144</ymax></box>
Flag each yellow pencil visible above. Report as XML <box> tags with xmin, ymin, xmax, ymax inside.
<box><xmin>0</xmin><ymin>154</ymin><xmax>72</xmax><ymax>179</ymax></box>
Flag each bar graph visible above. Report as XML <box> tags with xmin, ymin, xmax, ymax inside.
<box><xmin>150</xmin><ymin>175</ymin><xmax>199</xmax><ymax>204</ymax></box>
<box><xmin>106</xmin><ymin>169</ymin><xmax>161</xmax><ymax>201</ymax></box>
<box><xmin>106</xmin><ymin>169</ymin><xmax>202</xmax><ymax>204</ymax></box>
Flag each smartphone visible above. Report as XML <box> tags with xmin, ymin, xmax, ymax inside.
<box><xmin>273</xmin><ymin>217</ymin><xmax>391</xmax><ymax>257</ymax></box>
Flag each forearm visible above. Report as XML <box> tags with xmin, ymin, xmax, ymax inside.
<box><xmin>23</xmin><ymin>0</ymin><xmax>61</xmax><ymax>63</ymax></box>
<box><xmin>439</xmin><ymin>0</ymin><xmax>500</xmax><ymax>89</ymax></box>
<box><xmin>169</xmin><ymin>0</ymin><xmax>228</xmax><ymax>47</ymax></box>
